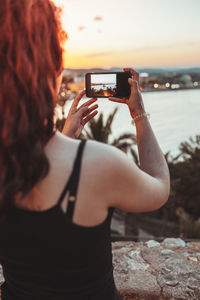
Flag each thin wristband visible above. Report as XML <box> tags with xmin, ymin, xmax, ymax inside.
<box><xmin>131</xmin><ymin>112</ymin><xmax>150</xmax><ymax>125</ymax></box>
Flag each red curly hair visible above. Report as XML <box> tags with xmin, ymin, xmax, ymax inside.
<box><xmin>0</xmin><ymin>0</ymin><xmax>67</xmax><ymax>220</ymax></box>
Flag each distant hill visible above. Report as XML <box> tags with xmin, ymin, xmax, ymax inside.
<box><xmin>63</xmin><ymin>67</ymin><xmax>200</xmax><ymax>77</ymax></box>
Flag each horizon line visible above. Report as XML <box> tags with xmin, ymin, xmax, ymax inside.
<box><xmin>64</xmin><ymin>65</ymin><xmax>200</xmax><ymax>70</ymax></box>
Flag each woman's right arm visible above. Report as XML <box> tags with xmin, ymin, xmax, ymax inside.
<box><xmin>104</xmin><ymin>68</ymin><xmax>170</xmax><ymax>212</ymax></box>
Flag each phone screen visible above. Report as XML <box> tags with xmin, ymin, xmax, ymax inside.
<box><xmin>90</xmin><ymin>73</ymin><xmax>117</xmax><ymax>97</ymax></box>
<box><xmin>86</xmin><ymin>72</ymin><xmax>131</xmax><ymax>98</ymax></box>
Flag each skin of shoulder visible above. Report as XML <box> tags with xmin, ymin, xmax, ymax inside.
<box><xmin>84</xmin><ymin>138</ymin><xmax>169</xmax><ymax>213</ymax></box>
<box><xmin>48</xmin><ymin>133</ymin><xmax>169</xmax><ymax>214</ymax></box>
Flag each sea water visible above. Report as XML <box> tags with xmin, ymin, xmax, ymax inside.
<box><xmin>63</xmin><ymin>89</ymin><xmax>200</xmax><ymax>156</ymax></box>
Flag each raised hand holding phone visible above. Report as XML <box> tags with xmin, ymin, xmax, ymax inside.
<box><xmin>86</xmin><ymin>71</ymin><xmax>131</xmax><ymax>98</ymax></box>
<box><xmin>109</xmin><ymin>68</ymin><xmax>146</xmax><ymax>119</ymax></box>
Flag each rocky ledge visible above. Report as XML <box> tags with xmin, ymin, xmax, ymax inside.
<box><xmin>0</xmin><ymin>238</ymin><xmax>200</xmax><ymax>299</ymax></box>
<box><xmin>113</xmin><ymin>238</ymin><xmax>200</xmax><ymax>299</ymax></box>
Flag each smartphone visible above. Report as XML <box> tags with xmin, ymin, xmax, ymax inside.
<box><xmin>85</xmin><ymin>72</ymin><xmax>132</xmax><ymax>98</ymax></box>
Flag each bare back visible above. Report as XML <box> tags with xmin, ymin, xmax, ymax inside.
<box><xmin>15</xmin><ymin>128</ymin><xmax>170</xmax><ymax>224</ymax></box>
<box><xmin>15</xmin><ymin>131</ymin><xmax>111</xmax><ymax>227</ymax></box>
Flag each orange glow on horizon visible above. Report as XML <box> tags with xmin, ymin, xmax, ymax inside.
<box><xmin>63</xmin><ymin>45</ymin><xmax>200</xmax><ymax>69</ymax></box>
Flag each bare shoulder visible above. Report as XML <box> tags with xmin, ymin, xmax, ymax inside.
<box><xmin>84</xmin><ymin>138</ymin><xmax>169</xmax><ymax>213</ymax></box>
<box><xmin>82</xmin><ymin>138</ymin><xmax>130</xmax><ymax>178</ymax></box>
<box><xmin>83</xmin><ymin>138</ymin><xmax>122</xmax><ymax>162</ymax></box>
<box><xmin>51</xmin><ymin>133</ymin><xmax>169</xmax><ymax>214</ymax></box>
<box><xmin>81</xmin><ymin>138</ymin><xmax>136</xmax><ymax>200</ymax></box>
<box><xmin>46</xmin><ymin>131</ymin><xmax>122</xmax><ymax>181</ymax></box>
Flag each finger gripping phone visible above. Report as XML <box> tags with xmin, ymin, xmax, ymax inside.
<box><xmin>85</xmin><ymin>72</ymin><xmax>132</xmax><ymax>98</ymax></box>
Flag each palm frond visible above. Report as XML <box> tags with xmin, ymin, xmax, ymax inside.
<box><xmin>112</xmin><ymin>133</ymin><xmax>136</xmax><ymax>146</ymax></box>
<box><xmin>105</xmin><ymin>107</ymin><xmax>118</xmax><ymax>129</ymax></box>
<box><xmin>80</xmin><ymin>128</ymin><xmax>93</xmax><ymax>140</ymax></box>
<box><xmin>130</xmin><ymin>148</ymin><xmax>139</xmax><ymax>165</ymax></box>
<box><xmin>85</xmin><ymin>113</ymin><xmax>107</xmax><ymax>142</ymax></box>
<box><xmin>85</xmin><ymin>108</ymin><xmax>119</xmax><ymax>143</ymax></box>
<box><xmin>104</xmin><ymin>107</ymin><xmax>118</xmax><ymax>139</ymax></box>
<box><xmin>114</xmin><ymin>142</ymin><xmax>134</xmax><ymax>153</ymax></box>
<box><xmin>178</xmin><ymin>135</ymin><xmax>200</xmax><ymax>160</ymax></box>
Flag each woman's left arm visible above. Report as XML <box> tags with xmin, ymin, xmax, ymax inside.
<box><xmin>62</xmin><ymin>90</ymin><xmax>98</xmax><ymax>138</ymax></box>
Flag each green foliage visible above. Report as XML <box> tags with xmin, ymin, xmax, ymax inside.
<box><xmin>81</xmin><ymin>107</ymin><xmax>118</xmax><ymax>143</ymax></box>
<box><xmin>168</xmin><ymin>135</ymin><xmax>200</xmax><ymax>219</ymax></box>
<box><xmin>155</xmin><ymin>135</ymin><xmax>200</xmax><ymax>238</ymax></box>
<box><xmin>127</xmin><ymin>135</ymin><xmax>200</xmax><ymax>239</ymax></box>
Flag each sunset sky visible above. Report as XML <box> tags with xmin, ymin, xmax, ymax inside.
<box><xmin>53</xmin><ymin>0</ymin><xmax>200</xmax><ymax>69</ymax></box>
<box><xmin>91</xmin><ymin>74</ymin><xmax>116</xmax><ymax>85</ymax></box>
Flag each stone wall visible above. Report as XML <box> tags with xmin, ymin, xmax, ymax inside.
<box><xmin>1</xmin><ymin>238</ymin><xmax>200</xmax><ymax>299</ymax></box>
<box><xmin>113</xmin><ymin>238</ymin><xmax>200</xmax><ymax>299</ymax></box>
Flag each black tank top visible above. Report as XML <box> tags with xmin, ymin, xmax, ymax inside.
<box><xmin>0</xmin><ymin>139</ymin><xmax>122</xmax><ymax>300</ymax></box>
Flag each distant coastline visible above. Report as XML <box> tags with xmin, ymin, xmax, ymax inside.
<box><xmin>62</xmin><ymin>67</ymin><xmax>200</xmax><ymax>94</ymax></box>
<box><xmin>63</xmin><ymin>66</ymin><xmax>200</xmax><ymax>76</ymax></box>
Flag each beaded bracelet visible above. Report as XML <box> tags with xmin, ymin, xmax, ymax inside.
<box><xmin>131</xmin><ymin>112</ymin><xmax>150</xmax><ymax>125</ymax></box>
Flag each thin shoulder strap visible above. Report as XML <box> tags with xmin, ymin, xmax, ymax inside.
<box><xmin>57</xmin><ymin>139</ymin><xmax>87</xmax><ymax>219</ymax></box>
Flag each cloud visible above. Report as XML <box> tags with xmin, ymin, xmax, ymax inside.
<box><xmin>85</xmin><ymin>51</ymin><xmax>112</xmax><ymax>58</ymax></box>
<box><xmin>78</xmin><ymin>26</ymin><xmax>85</xmax><ymax>31</ymax></box>
<box><xmin>94</xmin><ymin>16</ymin><xmax>103</xmax><ymax>22</ymax></box>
